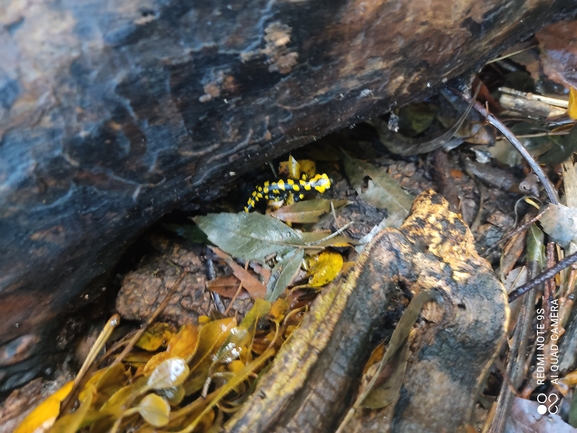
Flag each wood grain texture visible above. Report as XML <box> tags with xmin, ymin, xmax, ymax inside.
<box><xmin>224</xmin><ymin>190</ymin><xmax>509</xmax><ymax>432</ymax></box>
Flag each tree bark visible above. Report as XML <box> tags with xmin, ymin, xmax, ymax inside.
<box><xmin>0</xmin><ymin>0</ymin><xmax>574</xmax><ymax>391</ymax></box>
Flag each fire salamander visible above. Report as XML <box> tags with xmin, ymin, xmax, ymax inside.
<box><xmin>244</xmin><ymin>173</ymin><xmax>331</xmax><ymax>212</ymax></box>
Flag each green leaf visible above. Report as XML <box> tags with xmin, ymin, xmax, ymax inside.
<box><xmin>136</xmin><ymin>394</ymin><xmax>170</xmax><ymax>427</ymax></box>
<box><xmin>194</xmin><ymin>213</ymin><xmax>304</xmax><ymax>263</ymax></box>
<box><xmin>341</xmin><ymin>151</ymin><xmax>413</xmax><ymax>228</ymax></box>
<box><xmin>183</xmin><ymin>365</ymin><xmax>210</xmax><ymax>395</ymax></box>
<box><xmin>539</xmin><ymin>124</ymin><xmax>577</xmax><ymax>165</ymax></box>
<box><xmin>136</xmin><ymin>322</ymin><xmax>175</xmax><ymax>352</ymax></box>
<box><xmin>266</xmin><ymin>248</ymin><xmax>305</xmax><ymax>301</ymax></box>
<box><xmin>272</xmin><ymin>199</ymin><xmax>348</xmax><ymax>223</ymax></box>
<box><xmin>526</xmin><ymin>224</ymin><xmax>545</xmax><ymax>265</ymax></box>
<box><xmin>147</xmin><ymin>357</ymin><xmax>190</xmax><ymax>390</ymax></box>
<box><xmin>569</xmin><ymin>388</ymin><xmax>577</xmax><ymax>427</ymax></box>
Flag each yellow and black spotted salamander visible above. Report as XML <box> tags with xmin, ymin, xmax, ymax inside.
<box><xmin>244</xmin><ymin>173</ymin><xmax>331</xmax><ymax>212</ymax></box>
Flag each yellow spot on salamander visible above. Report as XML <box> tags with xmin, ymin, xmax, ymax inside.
<box><xmin>311</xmin><ymin>173</ymin><xmax>331</xmax><ymax>193</ymax></box>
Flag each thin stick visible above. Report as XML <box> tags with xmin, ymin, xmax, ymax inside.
<box><xmin>508</xmin><ymin>251</ymin><xmax>577</xmax><ymax>302</ymax></box>
<box><xmin>60</xmin><ymin>314</ymin><xmax>121</xmax><ymax>413</ymax></box>
<box><xmin>225</xmin><ymin>261</ymin><xmax>249</xmax><ymax>314</ymax></box>
<box><xmin>456</xmin><ymin>90</ymin><xmax>558</xmax><ymax>205</ymax></box>
<box><xmin>487</xmin><ymin>45</ymin><xmax>537</xmax><ymax>64</ymax></box>
<box><xmin>304</xmin><ymin>221</ymin><xmax>353</xmax><ymax>246</ymax></box>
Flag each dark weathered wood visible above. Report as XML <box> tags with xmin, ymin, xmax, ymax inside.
<box><xmin>0</xmin><ymin>0</ymin><xmax>575</xmax><ymax>390</ymax></box>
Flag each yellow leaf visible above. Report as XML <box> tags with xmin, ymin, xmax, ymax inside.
<box><xmin>147</xmin><ymin>357</ymin><xmax>190</xmax><ymax>389</ymax></box>
<box><xmin>167</xmin><ymin>323</ymin><xmax>199</xmax><ymax>362</ymax></box>
<box><xmin>561</xmin><ymin>369</ymin><xmax>577</xmax><ymax>386</ymax></box>
<box><xmin>178</xmin><ymin>348</ymin><xmax>275</xmax><ymax>433</ymax></box>
<box><xmin>78</xmin><ymin>362</ymin><xmax>127</xmax><ymax>406</ymax></box>
<box><xmin>123</xmin><ymin>352</ymin><xmax>154</xmax><ymax>367</ymax></box>
<box><xmin>189</xmin><ymin>317</ymin><xmax>237</xmax><ymax>371</ymax></box>
<box><xmin>240</xmin><ymin>298</ymin><xmax>271</xmax><ymax>329</ymax></box>
<box><xmin>298</xmin><ymin>159</ymin><xmax>317</xmax><ymax>179</ymax></box>
<box><xmin>569</xmin><ymin>87</ymin><xmax>577</xmax><ymax>120</ymax></box>
<box><xmin>214</xmin><ymin>310</ymin><xmax>265</xmax><ymax>366</ymax></box>
<box><xmin>278</xmin><ymin>155</ymin><xmax>301</xmax><ymax>179</ymax></box>
<box><xmin>363</xmin><ymin>342</ymin><xmax>386</xmax><ymax>374</ymax></box>
<box><xmin>136</xmin><ymin>394</ymin><xmax>171</xmax><ymax>427</ymax></box>
<box><xmin>50</xmin><ymin>386</ymin><xmax>95</xmax><ymax>433</ymax></box>
<box><xmin>268</xmin><ymin>298</ymin><xmax>289</xmax><ymax>323</ymax></box>
<box><xmin>141</xmin><ymin>352</ymin><xmax>174</xmax><ymax>377</ymax></box>
<box><xmin>99</xmin><ymin>376</ymin><xmax>148</xmax><ymax>418</ymax></box>
<box><xmin>14</xmin><ymin>381</ymin><xmax>73</xmax><ymax>433</ymax></box>
<box><xmin>228</xmin><ymin>360</ymin><xmax>245</xmax><ymax>373</ymax></box>
<box><xmin>307</xmin><ymin>251</ymin><xmax>344</xmax><ymax>287</ymax></box>
<box><xmin>136</xmin><ymin>322</ymin><xmax>175</xmax><ymax>351</ymax></box>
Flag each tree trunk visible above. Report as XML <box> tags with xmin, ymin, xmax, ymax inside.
<box><xmin>0</xmin><ymin>0</ymin><xmax>574</xmax><ymax>391</ymax></box>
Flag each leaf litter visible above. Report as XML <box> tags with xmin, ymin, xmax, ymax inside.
<box><xmin>16</xmin><ymin>158</ymin><xmax>363</xmax><ymax>432</ymax></box>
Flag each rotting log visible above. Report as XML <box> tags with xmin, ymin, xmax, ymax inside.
<box><xmin>224</xmin><ymin>190</ymin><xmax>509</xmax><ymax>432</ymax></box>
<box><xmin>0</xmin><ymin>0</ymin><xmax>575</xmax><ymax>391</ymax></box>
